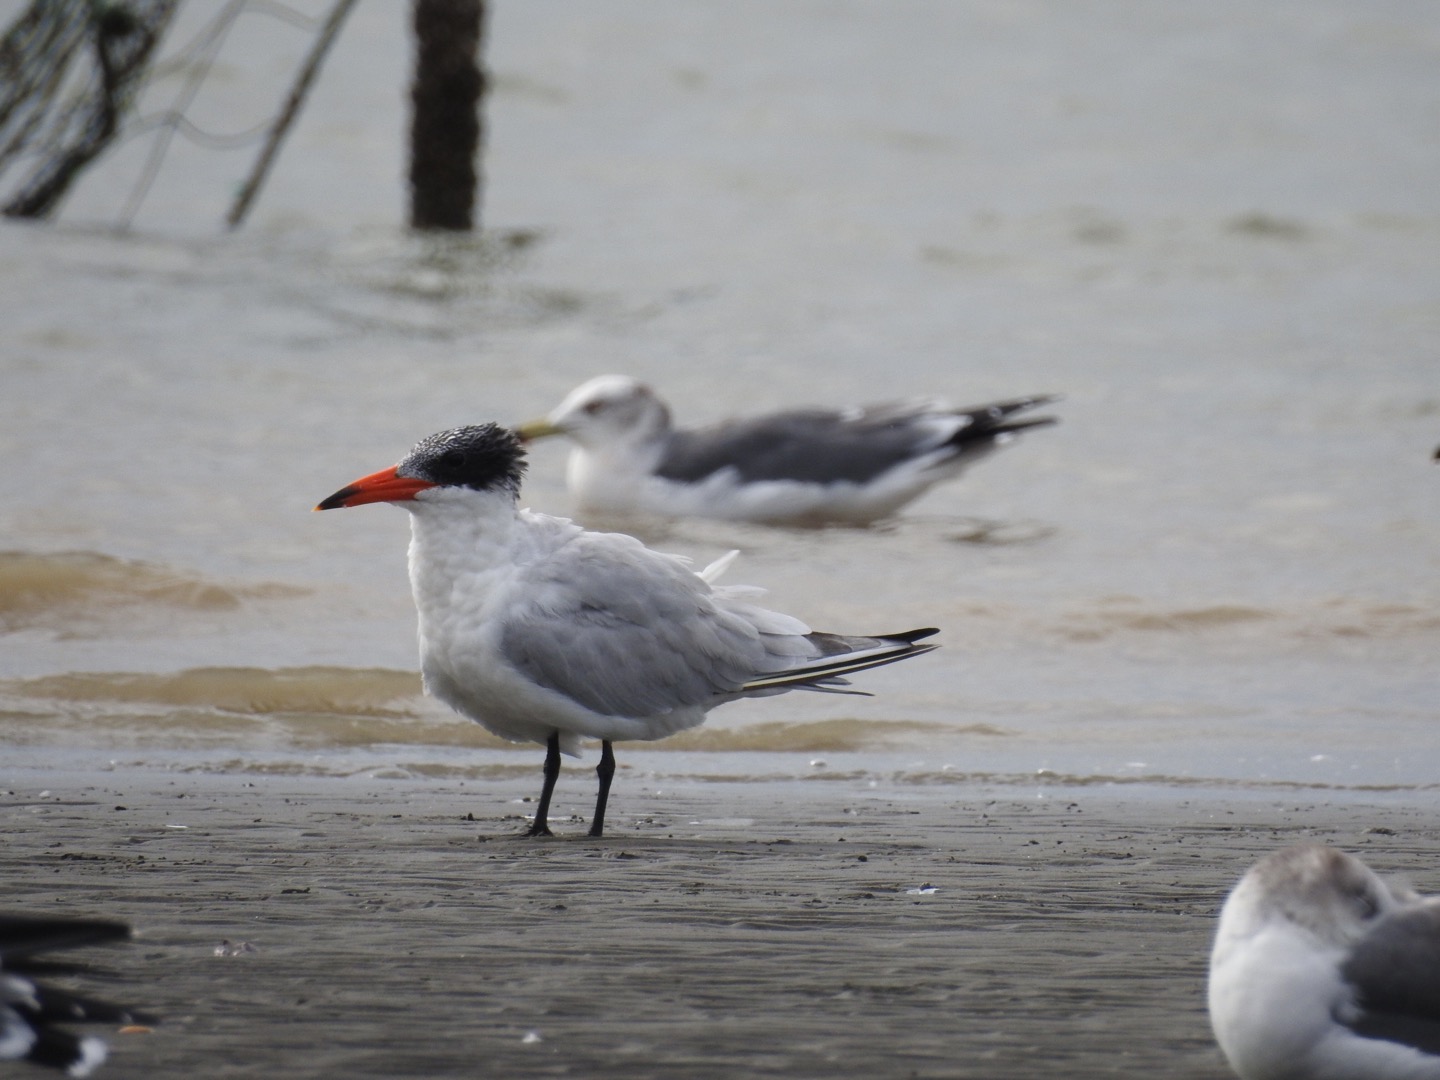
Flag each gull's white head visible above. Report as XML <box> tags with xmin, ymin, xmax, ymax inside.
<box><xmin>1217</xmin><ymin>845</ymin><xmax>1410</xmax><ymax>954</ymax></box>
<box><xmin>517</xmin><ymin>375</ymin><xmax>672</xmax><ymax>450</ymax></box>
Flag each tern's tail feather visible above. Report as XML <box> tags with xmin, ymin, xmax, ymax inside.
<box><xmin>741</xmin><ymin>628</ymin><xmax>939</xmax><ymax>693</ymax></box>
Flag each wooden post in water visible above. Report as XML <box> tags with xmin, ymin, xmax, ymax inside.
<box><xmin>408</xmin><ymin>0</ymin><xmax>485</xmax><ymax>231</ymax></box>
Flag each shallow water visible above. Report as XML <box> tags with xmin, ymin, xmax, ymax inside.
<box><xmin>2</xmin><ymin>0</ymin><xmax>1438</xmax><ymax>796</ymax></box>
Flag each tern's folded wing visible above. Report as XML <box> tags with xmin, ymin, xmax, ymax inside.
<box><xmin>498</xmin><ymin>534</ymin><xmax>772</xmax><ymax>718</ymax></box>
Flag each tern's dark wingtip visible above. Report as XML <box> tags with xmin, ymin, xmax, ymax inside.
<box><xmin>894</xmin><ymin>627</ymin><xmax>940</xmax><ymax>643</ymax></box>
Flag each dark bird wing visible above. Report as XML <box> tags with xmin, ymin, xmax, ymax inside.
<box><xmin>0</xmin><ymin>918</ymin><xmax>131</xmax><ymax>965</ymax></box>
<box><xmin>656</xmin><ymin>396</ymin><xmax>1058</xmax><ymax>485</ymax></box>
<box><xmin>1341</xmin><ymin>901</ymin><xmax>1440</xmax><ymax>1055</ymax></box>
<box><xmin>0</xmin><ymin>914</ymin><xmax>156</xmax><ymax>1075</ymax></box>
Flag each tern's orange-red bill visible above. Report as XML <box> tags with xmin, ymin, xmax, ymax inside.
<box><xmin>314</xmin><ymin>466</ymin><xmax>434</xmax><ymax>510</ymax></box>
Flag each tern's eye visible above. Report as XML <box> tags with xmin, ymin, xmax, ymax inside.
<box><xmin>439</xmin><ymin>450</ymin><xmax>465</xmax><ymax>469</ymax></box>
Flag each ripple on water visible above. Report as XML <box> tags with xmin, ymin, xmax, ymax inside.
<box><xmin>0</xmin><ymin>551</ymin><xmax>305</xmax><ymax>635</ymax></box>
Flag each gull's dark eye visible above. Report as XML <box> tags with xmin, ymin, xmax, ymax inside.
<box><xmin>583</xmin><ymin>400</ymin><xmax>605</xmax><ymax>415</ymax></box>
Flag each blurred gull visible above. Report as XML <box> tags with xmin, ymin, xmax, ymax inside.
<box><xmin>0</xmin><ymin>915</ymin><xmax>154</xmax><ymax>1077</ymax></box>
<box><xmin>1208</xmin><ymin>844</ymin><xmax>1440</xmax><ymax>1080</ymax></box>
<box><xmin>516</xmin><ymin>375</ymin><xmax>1059</xmax><ymax>525</ymax></box>
<box><xmin>316</xmin><ymin>423</ymin><xmax>939</xmax><ymax>837</ymax></box>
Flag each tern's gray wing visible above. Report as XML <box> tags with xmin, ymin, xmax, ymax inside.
<box><xmin>655</xmin><ymin>396</ymin><xmax>1058</xmax><ymax>485</ymax></box>
<box><xmin>1341</xmin><ymin>902</ymin><xmax>1440</xmax><ymax>1055</ymax></box>
<box><xmin>498</xmin><ymin>534</ymin><xmax>778</xmax><ymax>718</ymax></box>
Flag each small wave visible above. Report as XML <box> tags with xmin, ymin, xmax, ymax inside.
<box><xmin>189</xmin><ymin>759</ymin><xmax>542</xmax><ymax>780</ymax></box>
<box><xmin>1304</xmin><ymin>601</ymin><xmax>1440</xmax><ymax>640</ymax></box>
<box><xmin>94</xmin><ymin>758</ymin><xmax>1440</xmax><ymax>795</ymax></box>
<box><xmin>4</xmin><ymin>665</ymin><xmax>422</xmax><ymax>716</ymax></box>
<box><xmin>895</xmin><ymin>768</ymin><xmax>1440</xmax><ymax>795</ymax></box>
<box><xmin>660</xmin><ymin>718</ymin><xmax>1007</xmax><ymax>753</ymax></box>
<box><xmin>1084</xmin><ymin>603</ymin><xmax>1270</xmax><ymax>635</ymax></box>
<box><xmin>943</xmin><ymin>517</ymin><xmax>1059</xmax><ymax>546</ymax></box>
<box><xmin>0</xmin><ymin>668</ymin><xmax>1004</xmax><ymax>753</ymax></box>
<box><xmin>0</xmin><ymin>551</ymin><xmax>305</xmax><ymax>634</ymax></box>
<box><xmin>1054</xmin><ymin>598</ymin><xmax>1440</xmax><ymax>644</ymax></box>
<box><xmin>1225</xmin><ymin>212</ymin><xmax>1309</xmax><ymax>240</ymax></box>
<box><xmin>0</xmin><ymin>665</ymin><xmax>502</xmax><ymax>751</ymax></box>
<box><xmin>1055</xmin><ymin>602</ymin><xmax>1271</xmax><ymax>643</ymax></box>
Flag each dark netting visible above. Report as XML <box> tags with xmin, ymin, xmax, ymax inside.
<box><xmin>0</xmin><ymin>0</ymin><xmax>179</xmax><ymax>219</ymax></box>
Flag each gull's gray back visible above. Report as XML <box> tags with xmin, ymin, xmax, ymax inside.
<box><xmin>1342</xmin><ymin>903</ymin><xmax>1440</xmax><ymax>1056</ymax></box>
<box><xmin>656</xmin><ymin>407</ymin><xmax>950</xmax><ymax>485</ymax></box>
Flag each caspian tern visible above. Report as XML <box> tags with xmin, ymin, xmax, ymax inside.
<box><xmin>515</xmin><ymin>375</ymin><xmax>1058</xmax><ymax>525</ymax></box>
<box><xmin>1209</xmin><ymin>844</ymin><xmax>1440</xmax><ymax>1080</ymax></box>
<box><xmin>316</xmin><ymin>423</ymin><xmax>939</xmax><ymax>837</ymax></box>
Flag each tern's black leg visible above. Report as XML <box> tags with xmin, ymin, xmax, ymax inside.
<box><xmin>526</xmin><ymin>732</ymin><xmax>561</xmax><ymax>837</ymax></box>
<box><xmin>588</xmin><ymin>740</ymin><xmax>616</xmax><ymax>838</ymax></box>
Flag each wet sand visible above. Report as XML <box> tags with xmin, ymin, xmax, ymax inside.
<box><xmin>4</xmin><ymin>764</ymin><xmax>1438</xmax><ymax>1079</ymax></box>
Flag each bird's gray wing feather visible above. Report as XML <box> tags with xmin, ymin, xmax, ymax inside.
<box><xmin>657</xmin><ymin>409</ymin><xmax>945</xmax><ymax>485</ymax></box>
<box><xmin>656</xmin><ymin>396</ymin><xmax>1057</xmax><ymax>485</ymax></box>
<box><xmin>1341</xmin><ymin>902</ymin><xmax>1440</xmax><ymax>1054</ymax></box>
<box><xmin>498</xmin><ymin>534</ymin><xmax>776</xmax><ymax>718</ymax></box>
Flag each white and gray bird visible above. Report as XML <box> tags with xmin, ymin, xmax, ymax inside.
<box><xmin>0</xmin><ymin>916</ymin><xmax>152</xmax><ymax>1077</ymax></box>
<box><xmin>1209</xmin><ymin>844</ymin><xmax>1440</xmax><ymax>1080</ymax></box>
<box><xmin>316</xmin><ymin>423</ymin><xmax>939</xmax><ymax>837</ymax></box>
<box><xmin>516</xmin><ymin>375</ymin><xmax>1059</xmax><ymax>526</ymax></box>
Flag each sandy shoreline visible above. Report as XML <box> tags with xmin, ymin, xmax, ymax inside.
<box><xmin>5</xmin><ymin>763</ymin><xmax>1438</xmax><ymax>1079</ymax></box>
